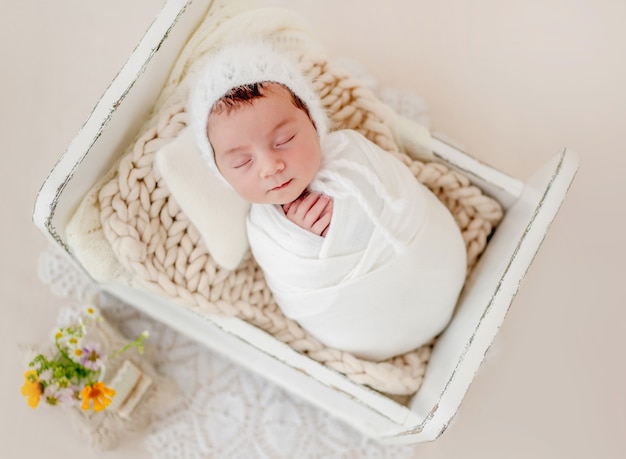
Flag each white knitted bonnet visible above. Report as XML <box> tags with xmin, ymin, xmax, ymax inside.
<box><xmin>188</xmin><ymin>42</ymin><xmax>329</xmax><ymax>177</ymax></box>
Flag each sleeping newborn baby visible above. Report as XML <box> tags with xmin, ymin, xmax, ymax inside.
<box><xmin>189</xmin><ymin>43</ymin><xmax>467</xmax><ymax>361</ymax></box>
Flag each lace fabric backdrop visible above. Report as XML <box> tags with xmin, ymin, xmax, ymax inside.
<box><xmin>39</xmin><ymin>241</ymin><xmax>418</xmax><ymax>459</ymax></box>
<box><xmin>37</xmin><ymin>61</ymin><xmax>432</xmax><ymax>459</ymax></box>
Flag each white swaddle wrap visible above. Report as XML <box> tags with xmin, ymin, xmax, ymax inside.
<box><xmin>248</xmin><ymin>130</ymin><xmax>467</xmax><ymax>361</ymax></box>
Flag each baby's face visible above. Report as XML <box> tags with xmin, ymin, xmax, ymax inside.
<box><xmin>207</xmin><ymin>83</ymin><xmax>322</xmax><ymax>205</ymax></box>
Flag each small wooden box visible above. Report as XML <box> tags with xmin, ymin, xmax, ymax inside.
<box><xmin>33</xmin><ymin>0</ymin><xmax>578</xmax><ymax>443</ymax></box>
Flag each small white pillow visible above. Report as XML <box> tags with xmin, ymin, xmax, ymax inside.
<box><xmin>154</xmin><ymin>127</ymin><xmax>250</xmax><ymax>270</ymax></box>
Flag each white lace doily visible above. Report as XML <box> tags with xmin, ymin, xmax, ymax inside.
<box><xmin>37</xmin><ymin>75</ymin><xmax>429</xmax><ymax>458</ymax></box>
<box><xmin>39</xmin><ymin>246</ymin><xmax>420</xmax><ymax>459</ymax></box>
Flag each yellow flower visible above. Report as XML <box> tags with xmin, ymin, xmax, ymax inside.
<box><xmin>81</xmin><ymin>382</ymin><xmax>115</xmax><ymax>412</ymax></box>
<box><xmin>21</xmin><ymin>370</ymin><xmax>42</xmax><ymax>409</ymax></box>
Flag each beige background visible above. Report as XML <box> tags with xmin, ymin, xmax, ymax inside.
<box><xmin>2</xmin><ymin>0</ymin><xmax>624</xmax><ymax>457</ymax></box>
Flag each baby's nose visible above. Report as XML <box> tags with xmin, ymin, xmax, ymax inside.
<box><xmin>260</xmin><ymin>154</ymin><xmax>285</xmax><ymax>177</ymax></box>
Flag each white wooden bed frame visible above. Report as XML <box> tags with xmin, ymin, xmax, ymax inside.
<box><xmin>33</xmin><ymin>0</ymin><xmax>579</xmax><ymax>443</ymax></box>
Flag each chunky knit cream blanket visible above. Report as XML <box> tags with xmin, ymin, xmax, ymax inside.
<box><xmin>67</xmin><ymin>1</ymin><xmax>503</xmax><ymax>396</ymax></box>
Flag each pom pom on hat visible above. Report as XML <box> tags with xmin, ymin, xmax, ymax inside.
<box><xmin>188</xmin><ymin>42</ymin><xmax>329</xmax><ymax>179</ymax></box>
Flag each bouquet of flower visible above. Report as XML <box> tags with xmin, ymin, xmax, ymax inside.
<box><xmin>21</xmin><ymin>305</ymin><xmax>148</xmax><ymax>412</ymax></box>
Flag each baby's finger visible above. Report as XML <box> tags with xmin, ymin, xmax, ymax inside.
<box><xmin>299</xmin><ymin>192</ymin><xmax>323</xmax><ymax>214</ymax></box>
<box><xmin>288</xmin><ymin>192</ymin><xmax>320</xmax><ymax>219</ymax></box>
<box><xmin>302</xmin><ymin>194</ymin><xmax>330</xmax><ymax>226</ymax></box>
<box><xmin>311</xmin><ymin>209</ymin><xmax>332</xmax><ymax>236</ymax></box>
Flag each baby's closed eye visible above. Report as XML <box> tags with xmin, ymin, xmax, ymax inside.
<box><xmin>233</xmin><ymin>156</ymin><xmax>252</xmax><ymax>168</ymax></box>
<box><xmin>275</xmin><ymin>133</ymin><xmax>295</xmax><ymax>147</ymax></box>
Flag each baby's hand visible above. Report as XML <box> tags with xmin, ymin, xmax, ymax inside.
<box><xmin>282</xmin><ymin>192</ymin><xmax>333</xmax><ymax>237</ymax></box>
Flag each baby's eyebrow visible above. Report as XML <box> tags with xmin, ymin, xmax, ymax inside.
<box><xmin>221</xmin><ymin>144</ymin><xmax>248</xmax><ymax>157</ymax></box>
<box><xmin>270</xmin><ymin>116</ymin><xmax>299</xmax><ymax>136</ymax></box>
